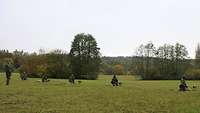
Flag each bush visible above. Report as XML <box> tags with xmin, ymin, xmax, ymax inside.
<box><xmin>113</xmin><ymin>64</ymin><xmax>125</xmax><ymax>75</ymax></box>
<box><xmin>185</xmin><ymin>69</ymin><xmax>200</xmax><ymax>80</ymax></box>
<box><xmin>142</xmin><ymin>68</ymin><xmax>161</xmax><ymax>80</ymax></box>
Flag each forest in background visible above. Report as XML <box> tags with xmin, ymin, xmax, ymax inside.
<box><xmin>0</xmin><ymin>42</ymin><xmax>200</xmax><ymax>80</ymax></box>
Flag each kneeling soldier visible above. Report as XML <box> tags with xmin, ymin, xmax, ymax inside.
<box><xmin>179</xmin><ymin>77</ymin><xmax>188</xmax><ymax>91</ymax></box>
<box><xmin>111</xmin><ymin>75</ymin><xmax>119</xmax><ymax>86</ymax></box>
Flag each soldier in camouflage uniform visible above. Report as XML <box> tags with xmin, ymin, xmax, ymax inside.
<box><xmin>42</xmin><ymin>74</ymin><xmax>48</xmax><ymax>82</ymax></box>
<box><xmin>111</xmin><ymin>74</ymin><xmax>119</xmax><ymax>86</ymax></box>
<box><xmin>179</xmin><ymin>77</ymin><xmax>188</xmax><ymax>91</ymax></box>
<box><xmin>69</xmin><ymin>74</ymin><xmax>75</xmax><ymax>84</ymax></box>
<box><xmin>20</xmin><ymin>72</ymin><xmax>28</xmax><ymax>80</ymax></box>
<box><xmin>5</xmin><ymin>64</ymin><xmax>12</xmax><ymax>85</ymax></box>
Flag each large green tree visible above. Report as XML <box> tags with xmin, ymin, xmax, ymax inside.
<box><xmin>69</xmin><ymin>33</ymin><xmax>101</xmax><ymax>80</ymax></box>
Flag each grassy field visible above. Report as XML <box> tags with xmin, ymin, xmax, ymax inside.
<box><xmin>0</xmin><ymin>73</ymin><xmax>200</xmax><ymax>113</ymax></box>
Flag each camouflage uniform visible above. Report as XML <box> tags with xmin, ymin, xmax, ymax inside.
<box><xmin>179</xmin><ymin>77</ymin><xmax>188</xmax><ymax>91</ymax></box>
<box><xmin>69</xmin><ymin>74</ymin><xmax>75</xmax><ymax>84</ymax></box>
<box><xmin>111</xmin><ymin>75</ymin><xmax>119</xmax><ymax>86</ymax></box>
<box><xmin>5</xmin><ymin>65</ymin><xmax>11</xmax><ymax>85</ymax></box>
<box><xmin>20</xmin><ymin>72</ymin><xmax>27</xmax><ymax>80</ymax></box>
<box><xmin>42</xmin><ymin>74</ymin><xmax>48</xmax><ymax>82</ymax></box>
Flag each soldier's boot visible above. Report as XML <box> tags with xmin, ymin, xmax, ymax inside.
<box><xmin>6</xmin><ymin>79</ymin><xmax>10</xmax><ymax>85</ymax></box>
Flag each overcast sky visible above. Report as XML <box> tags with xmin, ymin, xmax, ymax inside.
<box><xmin>0</xmin><ymin>0</ymin><xmax>200</xmax><ymax>58</ymax></box>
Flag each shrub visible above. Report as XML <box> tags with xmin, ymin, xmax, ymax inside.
<box><xmin>185</xmin><ymin>69</ymin><xmax>200</xmax><ymax>80</ymax></box>
<box><xmin>113</xmin><ymin>64</ymin><xmax>125</xmax><ymax>75</ymax></box>
<box><xmin>142</xmin><ymin>68</ymin><xmax>161</xmax><ymax>80</ymax></box>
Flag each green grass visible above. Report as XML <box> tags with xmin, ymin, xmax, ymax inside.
<box><xmin>0</xmin><ymin>73</ymin><xmax>200</xmax><ymax>113</ymax></box>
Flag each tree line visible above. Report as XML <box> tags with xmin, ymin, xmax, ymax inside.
<box><xmin>0</xmin><ymin>33</ymin><xmax>101</xmax><ymax>80</ymax></box>
<box><xmin>133</xmin><ymin>42</ymin><xmax>190</xmax><ymax>80</ymax></box>
<box><xmin>0</xmin><ymin>33</ymin><xmax>200</xmax><ymax>80</ymax></box>
<box><xmin>101</xmin><ymin>42</ymin><xmax>200</xmax><ymax>80</ymax></box>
